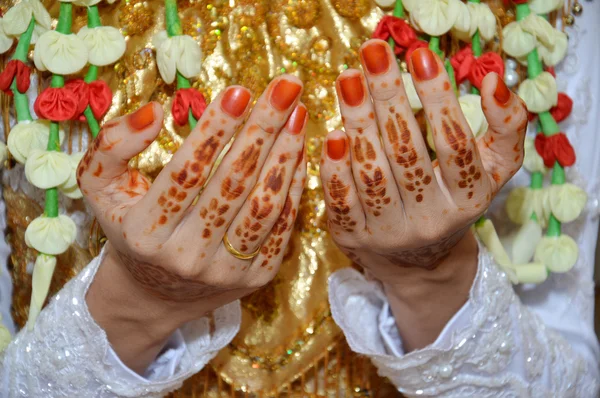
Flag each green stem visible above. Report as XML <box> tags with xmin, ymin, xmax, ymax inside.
<box><xmin>469</xmin><ymin>0</ymin><xmax>482</xmax><ymax>95</ymax></box>
<box><xmin>43</xmin><ymin>1</ymin><xmax>73</xmax><ymax>219</ymax></box>
<box><xmin>11</xmin><ymin>18</ymin><xmax>36</xmax><ymax>122</ymax></box>
<box><xmin>82</xmin><ymin>5</ymin><xmax>102</xmax><ymax>138</ymax></box>
<box><xmin>539</xmin><ymin>111</ymin><xmax>560</xmax><ymax>135</ymax></box>
<box><xmin>530</xmin><ymin>171</ymin><xmax>544</xmax><ymax>189</ymax></box>
<box><xmin>56</xmin><ymin>2</ymin><xmax>72</xmax><ymax>34</ymax></box>
<box><xmin>13</xmin><ymin>18</ymin><xmax>35</xmax><ymax>62</ymax></box>
<box><xmin>445</xmin><ymin>60</ymin><xmax>457</xmax><ymax>94</ymax></box>
<box><xmin>87</xmin><ymin>5</ymin><xmax>101</xmax><ymax>28</ymax></box>
<box><xmin>428</xmin><ymin>37</ymin><xmax>443</xmax><ymax>57</ymax></box>
<box><xmin>165</xmin><ymin>0</ymin><xmax>183</xmax><ymax>37</ymax></box>
<box><xmin>393</xmin><ymin>0</ymin><xmax>404</xmax><ymax>17</ymax></box>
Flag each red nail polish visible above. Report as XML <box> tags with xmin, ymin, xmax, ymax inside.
<box><xmin>338</xmin><ymin>75</ymin><xmax>365</xmax><ymax>107</ymax></box>
<box><xmin>270</xmin><ymin>79</ymin><xmax>302</xmax><ymax>111</ymax></box>
<box><xmin>494</xmin><ymin>77</ymin><xmax>511</xmax><ymax>106</ymax></box>
<box><xmin>128</xmin><ymin>103</ymin><xmax>155</xmax><ymax>131</ymax></box>
<box><xmin>221</xmin><ymin>87</ymin><xmax>251</xmax><ymax>117</ymax></box>
<box><xmin>286</xmin><ymin>104</ymin><xmax>307</xmax><ymax>135</ymax></box>
<box><xmin>410</xmin><ymin>48</ymin><xmax>439</xmax><ymax>81</ymax></box>
<box><xmin>361</xmin><ymin>42</ymin><xmax>390</xmax><ymax>75</ymax></box>
<box><xmin>327</xmin><ymin>137</ymin><xmax>347</xmax><ymax>161</ymax></box>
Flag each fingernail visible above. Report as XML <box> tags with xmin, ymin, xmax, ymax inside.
<box><xmin>494</xmin><ymin>77</ymin><xmax>511</xmax><ymax>106</ymax></box>
<box><xmin>286</xmin><ymin>104</ymin><xmax>307</xmax><ymax>135</ymax></box>
<box><xmin>221</xmin><ymin>87</ymin><xmax>251</xmax><ymax>117</ymax></box>
<box><xmin>128</xmin><ymin>103</ymin><xmax>155</xmax><ymax>131</ymax></box>
<box><xmin>327</xmin><ymin>137</ymin><xmax>347</xmax><ymax>161</ymax></box>
<box><xmin>338</xmin><ymin>75</ymin><xmax>365</xmax><ymax>107</ymax></box>
<box><xmin>270</xmin><ymin>79</ymin><xmax>302</xmax><ymax>111</ymax></box>
<box><xmin>410</xmin><ymin>48</ymin><xmax>439</xmax><ymax>81</ymax></box>
<box><xmin>361</xmin><ymin>42</ymin><xmax>390</xmax><ymax>75</ymax></box>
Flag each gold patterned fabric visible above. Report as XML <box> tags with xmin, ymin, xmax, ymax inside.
<box><xmin>0</xmin><ymin>0</ymin><xmax>514</xmax><ymax>396</ymax></box>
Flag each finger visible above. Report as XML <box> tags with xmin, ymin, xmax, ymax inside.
<box><xmin>221</xmin><ymin>103</ymin><xmax>307</xmax><ymax>257</ymax></box>
<box><xmin>336</xmin><ymin>69</ymin><xmax>402</xmax><ymax>221</ymax></box>
<box><xmin>320</xmin><ymin>130</ymin><xmax>366</xmax><ymax>241</ymax></box>
<box><xmin>409</xmin><ymin>48</ymin><xmax>491</xmax><ymax>204</ymax></box>
<box><xmin>77</xmin><ymin>102</ymin><xmax>163</xmax><ymax>191</ymax></box>
<box><xmin>478</xmin><ymin>73</ymin><xmax>528</xmax><ymax>194</ymax></box>
<box><xmin>360</xmin><ymin>39</ymin><xmax>442</xmax><ymax>208</ymax></box>
<box><xmin>128</xmin><ymin>87</ymin><xmax>251</xmax><ymax>237</ymax></box>
<box><xmin>246</xmin><ymin>149</ymin><xmax>307</xmax><ymax>284</ymax></box>
<box><xmin>181</xmin><ymin>75</ymin><xmax>303</xmax><ymax>245</ymax></box>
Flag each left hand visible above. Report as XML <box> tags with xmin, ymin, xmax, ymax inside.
<box><xmin>320</xmin><ymin>40</ymin><xmax>528</xmax><ymax>349</ymax></box>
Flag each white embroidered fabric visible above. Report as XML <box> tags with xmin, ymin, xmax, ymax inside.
<box><xmin>0</xmin><ymin>248</ymin><xmax>241</xmax><ymax>398</ymax></box>
<box><xmin>329</xmin><ymin>246</ymin><xmax>600</xmax><ymax>397</ymax></box>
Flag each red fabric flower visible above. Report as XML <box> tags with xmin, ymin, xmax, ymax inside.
<box><xmin>550</xmin><ymin>93</ymin><xmax>573</xmax><ymax>123</ymax></box>
<box><xmin>34</xmin><ymin>87</ymin><xmax>79</xmax><ymax>121</ymax></box>
<box><xmin>405</xmin><ymin>40</ymin><xmax>429</xmax><ymax>63</ymax></box>
<box><xmin>534</xmin><ymin>132</ymin><xmax>576</xmax><ymax>168</ymax></box>
<box><xmin>451</xmin><ymin>46</ymin><xmax>504</xmax><ymax>90</ymax></box>
<box><xmin>372</xmin><ymin>16</ymin><xmax>417</xmax><ymax>55</ymax></box>
<box><xmin>64</xmin><ymin>79</ymin><xmax>113</xmax><ymax>121</ymax></box>
<box><xmin>172</xmin><ymin>88</ymin><xmax>207</xmax><ymax>126</ymax></box>
<box><xmin>0</xmin><ymin>60</ymin><xmax>31</xmax><ymax>95</ymax></box>
<box><xmin>546</xmin><ymin>67</ymin><xmax>556</xmax><ymax>78</ymax></box>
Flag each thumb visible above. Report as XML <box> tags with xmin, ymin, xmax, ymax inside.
<box><xmin>477</xmin><ymin>73</ymin><xmax>528</xmax><ymax>193</ymax></box>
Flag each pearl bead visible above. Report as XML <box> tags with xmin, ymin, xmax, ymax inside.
<box><xmin>439</xmin><ymin>365</ymin><xmax>453</xmax><ymax>378</ymax></box>
<box><xmin>504</xmin><ymin>69</ymin><xmax>519</xmax><ymax>88</ymax></box>
<box><xmin>505</xmin><ymin>59</ymin><xmax>518</xmax><ymax>71</ymax></box>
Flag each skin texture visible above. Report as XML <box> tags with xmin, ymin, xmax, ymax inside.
<box><xmin>320</xmin><ymin>41</ymin><xmax>528</xmax><ymax>351</ymax></box>
<box><xmin>82</xmin><ymin>76</ymin><xmax>307</xmax><ymax>374</ymax></box>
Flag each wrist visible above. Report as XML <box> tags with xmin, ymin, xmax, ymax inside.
<box><xmin>86</xmin><ymin>243</ymin><xmax>195</xmax><ymax>373</ymax></box>
<box><xmin>381</xmin><ymin>231</ymin><xmax>478</xmax><ymax>351</ymax></box>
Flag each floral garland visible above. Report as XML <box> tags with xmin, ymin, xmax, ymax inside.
<box><xmin>373</xmin><ymin>0</ymin><xmax>583</xmax><ymax>284</ymax></box>
<box><xmin>154</xmin><ymin>0</ymin><xmax>205</xmax><ymax>129</ymax></box>
<box><xmin>0</xmin><ymin>0</ymin><xmax>125</xmax><ymax>331</ymax></box>
<box><xmin>475</xmin><ymin>1</ymin><xmax>583</xmax><ymax>284</ymax></box>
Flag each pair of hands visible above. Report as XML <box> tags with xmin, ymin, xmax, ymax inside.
<box><xmin>81</xmin><ymin>40</ymin><xmax>527</xmax><ymax>372</ymax></box>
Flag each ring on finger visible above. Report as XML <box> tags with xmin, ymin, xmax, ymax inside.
<box><xmin>223</xmin><ymin>233</ymin><xmax>261</xmax><ymax>260</ymax></box>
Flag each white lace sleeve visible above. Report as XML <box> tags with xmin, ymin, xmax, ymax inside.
<box><xmin>0</xmin><ymin>250</ymin><xmax>241</xmax><ymax>398</ymax></box>
<box><xmin>328</xmin><ymin>245</ymin><xmax>600</xmax><ymax>397</ymax></box>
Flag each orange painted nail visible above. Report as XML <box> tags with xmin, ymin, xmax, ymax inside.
<box><xmin>221</xmin><ymin>87</ymin><xmax>251</xmax><ymax>117</ymax></box>
<box><xmin>361</xmin><ymin>42</ymin><xmax>390</xmax><ymax>75</ymax></box>
<box><xmin>327</xmin><ymin>137</ymin><xmax>347</xmax><ymax>161</ymax></box>
<box><xmin>338</xmin><ymin>75</ymin><xmax>365</xmax><ymax>107</ymax></box>
<box><xmin>286</xmin><ymin>104</ymin><xmax>307</xmax><ymax>135</ymax></box>
<box><xmin>270</xmin><ymin>79</ymin><xmax>302</xmax><ymax>111</ymax></box>
<box><xmin>494</xmin><ymin>77</ymin><xmax>511</xmax><ymax>106</ymax></box>
<box><xmin>410</xmin><ymin>48</ymin><xmax>439</xmax><ymax>81</ymax></box>
<box><xmin>128</xmin><ymin>103</ymin><xmax>155</xmax><ymax>131</ymax></box>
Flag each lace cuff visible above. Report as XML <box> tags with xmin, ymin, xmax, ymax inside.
<box><xmin>1</xmin><ymin>251</ymin><xmax>241</xmax><ymax>398</ymax></box>
<box><xmin>328</xmin><ymin>246</ymin><xmax>599</xmax><ymax>397</ymax></box>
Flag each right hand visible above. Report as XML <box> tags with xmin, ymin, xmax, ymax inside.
<box><xmin>79</xmin><ymin>76</ymin><xmax>306</xmax><ymax>342</ymax></box>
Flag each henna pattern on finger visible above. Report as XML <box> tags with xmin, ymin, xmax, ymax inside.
<box><xmin>385</xmin><ymin>111</ymin><xmax>434</xmax><ymax>203</ymax></box>
<box><xmin>171</xmin><ymin>135</ymin><xmax>221</xmax><ymax>190</ymax></box>
<box><xmin>360</xmin><ymin>168</ymin><xmax>390</xmax><ymax>216</ymax></box>
<box><xmin>327</xmin><ymin>175</ymin><xmax>357</xmax><ymax>232</ymax></box>
<box><xmin>258</xmin><ymin>196</ymin><xmax>297</xmax><ymax>270</ymax></box>
<box><xmin>438</xmin><ymin>108</ymin><xmax>483</xmax><ymax>199</ymax></box>
<box><xmin>199</xmin><ymin>198</ymin><xmax>230</xmax><ymax>239</ymax></box>
<box><xmin>221</xmin><ymin>144</ymin><xmax>261</xmax><ymax>200</ymax></box>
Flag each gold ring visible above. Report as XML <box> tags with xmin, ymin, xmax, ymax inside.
<box><xmin>223</xmin><ymin>233</ymin><xmax>261</xmax><ymax>260</ymax></box>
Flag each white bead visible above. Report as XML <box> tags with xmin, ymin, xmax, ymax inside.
<box><xmin>505</xmin><ymin>59</ymin><xmax>518</xmax><ymax>70</ymax></box>
<box><xmin>439</xmin><ymin>365</ymin><xmax>453</xmax><ymax>378</ymax></box>
<box><xmin>504</xmin><ymin>69</ymin><xmax>520</xmax><ymax>88</ymax></box>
